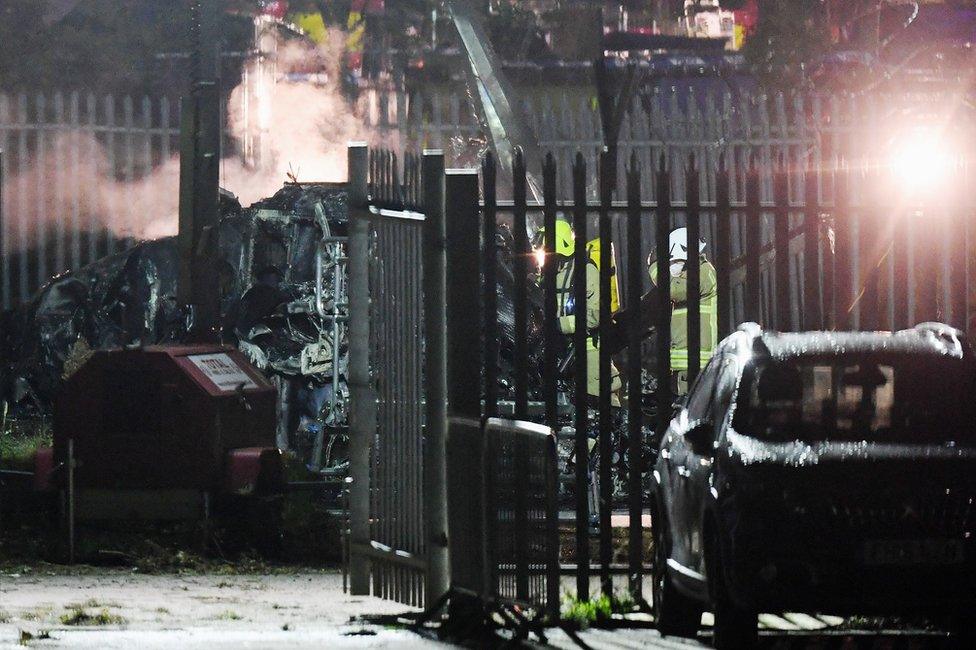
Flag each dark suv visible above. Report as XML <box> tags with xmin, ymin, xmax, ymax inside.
<box><xmin>650</xmin><ymin>323</ymin><xmax>976</xmax><ymax>648</ymax></box>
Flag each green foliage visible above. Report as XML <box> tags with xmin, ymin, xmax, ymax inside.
<box><xmin>561</xmin><ymin>593</ymin><xmax>636</xmax><ymax>629</ymax></box>
<box><xmin>59</xmin><ymin>607</ymin><xmax>126</xmax><ymax>626</ymax></box>
<box><xmin>742</xmin><ymin>0</ymin><xmax>831</xmax><ymax>88</ymax></box>
<box><xmin>0</xmin><ymin>416</ymin><xmax>51</xmax><ymax>472</ymax></box>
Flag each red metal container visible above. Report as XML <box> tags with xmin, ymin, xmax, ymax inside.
<box><xmin>53</xmin><ymin>345</ymin><xmax>277</xmax><ymax>492</ymax></box>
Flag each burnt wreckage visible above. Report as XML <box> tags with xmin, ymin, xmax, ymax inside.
<box><xmin>1</xmin><ymin>184</ymin><xmax>350</xmax><ymax>472</ymax></box>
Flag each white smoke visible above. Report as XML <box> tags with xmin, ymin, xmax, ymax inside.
<box><xmin>1</xmin><ymin>27</ymin><xmax>383</xmax><ymax>248</ymax></box>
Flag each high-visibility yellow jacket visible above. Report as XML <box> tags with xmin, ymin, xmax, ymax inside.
<box><xmin>555</xmin><ymin>255</ymin><xmax>621</xmax><ymax>402</ymax></box>
<box><xmin>650</xmin><ymin>258</ymin><xmax>719</xmax><ymax>371</ymax></box>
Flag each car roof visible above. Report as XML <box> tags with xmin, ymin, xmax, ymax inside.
<box><xmin>719</xmin><ymin>323</ymin><xmax>969</xmax><ymax>363</ymax></box>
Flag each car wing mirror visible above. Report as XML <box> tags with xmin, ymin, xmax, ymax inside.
<box><xmin>685</xmin><ymin>420</ymin><xmax>713</xmax><ymax>454</ymax></box>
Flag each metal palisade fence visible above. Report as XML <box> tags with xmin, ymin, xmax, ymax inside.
<box><xmin>4</xmin><ymin>86</ymin><xmax>973</xmax><ymax>312</ymax></box>
<box><xmin>346</xmin><ymin>133</ymin><xmax>974</xmax><ymax>622</ymax></box>
<box><xmin>0</xmin><ymin>92</ymin><xmax>185</xmax><ymax>310</ymax></box>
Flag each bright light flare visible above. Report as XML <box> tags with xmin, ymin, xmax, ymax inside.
<box><xmin>889</xmin><ymin>134</ymin><xmax>953</xmax><ymax>193</ymax></box>
<box><xmin>533</xmin><ymin>247</ymin><xmax>547</xmax><ymax>270</ymax></box>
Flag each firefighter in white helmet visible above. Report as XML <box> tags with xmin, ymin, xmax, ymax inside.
<box><xmin>649</xmin><ymin>227</ymin><xmax>718</xmax><ymax>394</ymax></box>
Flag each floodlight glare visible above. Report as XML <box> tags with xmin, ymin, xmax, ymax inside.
<box><xmin>889</xmin><ymin>133</ymin><xmax>952</xmax><ymax>193</ymax></box>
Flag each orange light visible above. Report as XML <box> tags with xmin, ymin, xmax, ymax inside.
<box><xmin>533</xmin><ymin>247</ymin><xmax>547</xmax><ymax>270</ymax></box>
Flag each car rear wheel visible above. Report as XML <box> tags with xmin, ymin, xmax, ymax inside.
<box><xmin>709</xmin><ymin>534</ymin><xmax>758</xmax><ymax>650</ymax></box>
<box><xmin>652</xmin><ymin>512</ymin><xmax>702</xmax><ymax>638</ymax></box>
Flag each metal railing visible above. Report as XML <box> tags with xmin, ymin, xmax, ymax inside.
<box><xmin>348</xmin><ymin>123</ymin><xmax>975</xmax><ymax>623</ymax></box>
<box><xmin>484</xmin><ymin>418</ymin><xmax>560</xmax><ymax>623</ymax></box>
<box><xmin>346</xmin><ymin>145</ymin><xmax>449</xmax><ymax>610</ymax></box>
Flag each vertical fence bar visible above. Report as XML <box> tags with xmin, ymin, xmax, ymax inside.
<box><xmin>803</xmin><ymin>157</ymin><xmax>822</xmax><ymax>330</ymax></box>
<box><xmin>773</xmin><ymin>154</ymin><xmax>791</xmax><ymax>330</ymax></box>
<box><xmin>715</xmin><ymin>155</ymin><xmax>732</xmax><ymax>338</ymax></box>
<box><xmin>949</xmin><ymin>162</ymin><xmax>967</xmax><ymax>330</ymax></box>
<box><xmin>53</xmin><ymin>92</ymin><xmax>66</xmax><ymax>277</ymax></box>
<box><xmin>482</xmin><ymin>152</ymin><xmax>499</xmax><ymax>418</ymax></box>
<box><xmin>686</xmin><ymin>154</ymin><xmax>702</xmax><ymax>383</ymax></box>
<box><xmin>572</xmin><ymin>152</ymin><xmax>590</xmax><ymax>600</ymax></box>
<box><xmin>17</xmin><ymin>93</ymin><xmax>28</xmax><ymax>304</ymax></box>
<box><xmin>625</xmin><ymin>152</ymin><xmax>644</xmax><ymax>600</ymax></box>
<box><xmin>347</xmin><ymin>143</ymin><xmax>373</xmax><ymax>596</ymax></box>
<box><xmin>598</xmin><ymin>149</ymin><xmax>613</xmax><ymax>598</ymax></box>
<box><xmin>422</xmin><ymin>149</ymin><xmax>449</xmax><ymax>607</ymax></box>
<box><xmin>859</xmin><ymin>168</ymin><xmax>882</xmax><ymax>331</ymax></box>
<box><xmin>69</xmin><ymin>91</ymin><xmax>81</xmax><ymax>273</ymax></box>
<box><xmin>542</xmin><ymin>154</ymin><xmax>559</xmax><ymax>434</ymax></box>
<box><xmin>834</xmin><ymin>162</ymin><xmax>855</xmax><ymax>330</ymax></box>
<box><xmin>513</xmin><ymin>148</ymin><xmax>529</xmax><ymax>419</ymax></box>
<box><xmin>892</xmin><ymin>178</ymin><xmax>910</xmax><ymax>330</ymax></box>
<box><xmin>916</xmin><ymin>191</ymin><xmax>940</xmax><ymax>324</ymax></box>
<box><xmin>745</xmin><ymin>155</ymin><xmax>762</xmax><ymax>325</ymax></box>
<box><xmin>655</xmin><ymin>155</ymin><xmax>672</xmax><ymax>428</ymax></box>
<box><xmin>0</xmin><ymin>148</ymin><xmax>4</xmax><ymax>310</ymax></box>
<box><xmin>34</xmin><ymin>93</ymin><xmax>48</xmax><ymax>289</ymax></box>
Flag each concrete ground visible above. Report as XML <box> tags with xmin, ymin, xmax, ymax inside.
<box><xmin>0</xmin><ymin>568</ymin><xmax>952</xmax><ymax>648</ymax></box>
<box><xmin>0</xmin><ymin>569</ymin><xmax>442</xmax><ymax>649</ymax></box>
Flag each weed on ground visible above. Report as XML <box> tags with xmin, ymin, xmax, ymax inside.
<box><xmin>59</xmin><ymin>607</ymin><xmax>126</xmax><ymax>626</ymax></box>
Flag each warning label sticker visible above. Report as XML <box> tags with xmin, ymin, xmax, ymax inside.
<box><xmin>188</xmin><ymin>353</ymin><xmax>258</xmax><ymax>392</ymax></box>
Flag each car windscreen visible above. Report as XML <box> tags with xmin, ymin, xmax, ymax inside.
<box><xmin>733</xmin><ymin>354</ymin><xmax>976</xmax><ymax>443</ymax></box>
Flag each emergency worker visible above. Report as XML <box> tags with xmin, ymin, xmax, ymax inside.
<box><xmin>535</xmin><ymin>219</ymin><xmax>622</xmax><ymax>405</ymax></box>
<box><xmin>649</xmin><ymin>227</ymin><xmax>718</xmax><ymax>394</ymax></box>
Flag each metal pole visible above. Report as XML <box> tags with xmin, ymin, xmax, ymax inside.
<box><xmin>715</xmin><ymin>156</ymin><xmax>732</xmax><ymax>338</ymax></box>
<box><xmin>572</xmin><ymin>153</ymin><xmax>590</xmax><ymax>601</ymax></box>
<box><xmin>745</xmin><ymin>155</ymin><xmax>762</xmax><ymax>325</ymax></box>
<box><xmin>834</xmin><ymin>161</ymin><xmax>855</xmax><ymax>330</ymax></box>
<box><xmin>598</xmin><ymin>149</ymin><xmax>613</xmax><ymax>598</ymax></box>
<box><xmin>347</xmin><ymin>143</ymin><xmax>373</xmax><ymax>595</ymax></box>
<box><xmin>774</xmin><ymin>154</ymin><xmax>791</xmax><ymax>331</ymax></box>
<box><xmin>178</xmin><ymin>0</ymin><xmax>222</xmax><ymax>342</ymax></box>
<box><xmin>655</xmin><ymin>155</ymin><xmax>672</xmax><ymax>433</ymax></box>
<box><xmin>0</xmin><ymin>148</ymin><xmax>4</xmax><ymax>311</ymax></box>
<box><xmin>625</xmin><ymin>153</ymin><xmax>643</xmax><ymax>600</ymax></box>
<box><xmin>686</xmin><ymin>154</ymin><xmax>701</xmax><ymax>384</ymax></box>
<box><xmin>422</xmin><ymin>149</ymin><xmax>449</xmax><ymax>608</ymax></box>
<box><xmin>513</xmin><ymin>149</ymin><xmax>529</xmax><ymax>419</ymax></box>
<box><xmin>804</xmin><ymin>159</ymin><xmax>823</xmax><ymax>330</ymax></box>
<box><xmin>67</xmin><ymin>438</ymin><xmax>75</xmax><ymax>564</ymax></box>
<box><xmin>542</xmin><ymin>154</ymin><xmax>558</xmax><ymax>434</ymax></box>
<box><xmin>483</xmin><ymin>153</ymin><xmax>499</xmax><ymax>418</ymax></box>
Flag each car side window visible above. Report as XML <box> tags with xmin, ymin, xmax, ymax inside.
<box><xmin>685</xmin><ymin>357</ymin><xmax>721</xmax><ymax>424</ymax></box>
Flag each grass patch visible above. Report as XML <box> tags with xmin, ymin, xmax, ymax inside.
<box><xmin>0</xmin><ymin>609</ymin><xmax>10</xmax><ymax>624</ymax></box>
<box><xmin>0</xmin><ymin>415</ymin><xmax>51</xmax><ymax>472</ymax></box>
<box><xmin>59</xmin><ymin>608</ymin><xmax>125</xmax><ymax>626</ymax></box>
<box><xmin>215</xmin><ymin>610</ymin><xmax>243</xmax><ymax>621</ymax></box>
<box><xmin>561</xmin><ymin>593</ymin><xmax>636</xmax><ymax>630</ymax></box>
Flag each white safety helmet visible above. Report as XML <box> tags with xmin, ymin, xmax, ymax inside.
<box><xmin>669</xmin><ymin>227</ymin><xmax>706</xmax><ymax>263</ymax></box>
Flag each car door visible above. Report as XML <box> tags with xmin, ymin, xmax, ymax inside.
<box><xmin>667</xmin><ymin>357</ymin><xmax>721</xmax><ymax>572</ymax></box>
<box><xmin>684</xmin><ymin>354</ymin><xmax>741</xmax><ymax>576</ymax></box>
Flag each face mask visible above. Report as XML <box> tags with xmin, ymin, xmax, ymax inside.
<box><xmin>670</xmin><ymin>262</ymin><xmax>685</xmax><ymax>278</ymax></box>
